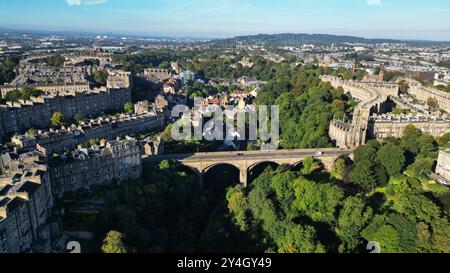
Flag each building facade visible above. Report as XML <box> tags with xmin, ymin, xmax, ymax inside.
<box><xmin>436</xmin><ymin>149</ymin><xmax>450</xmax><ymax>180</ymax></box>
<box><xmin>49</xmin><ymin>137</ymin><xmax>142</xmax><ymax>197</ymax></box>
<box><xmin>11</xmin><ymin>107</ymin><xmax>165</xmax><ymax>154</ymax></box>
<box><xmin>0</xmin><ymin>83</ymin><xmax>91</xmax><ymax>98</ymax></box>
<box><xmin>0</xmin><ymin>87</ymin><xmax>131</xmax><ymax>140</ymax></box>
<box><xmin>0</xmin><ymin>150</ymin><xmax>53</xmax><ymax>253</ymax></box>
<box><xmin>323</xmin><ymin>76</ymin><xmax>394</xmax><ymax>148</ymax></box>
<box><xmin>368</xmin><ymin>115</ymin><xmax>450</xmax><ymax>139</ymax></box>
<box><xmin>408</xmin><ymin>83</ymin><xmax>450</xmax><ymax>112</ymax></box>
<box><xmin>144</xmin><ymin>68</ymin><xmax>171</xmax><ymax>82</ymax></box>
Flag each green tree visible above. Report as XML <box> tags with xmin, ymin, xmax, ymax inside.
<box><xmin>51</xmin><ymin>112</ymin><xmax>66</xmax><ymax>128</ymax></box>
<box><xmin>94</xmin><ymin>70</ymin><xmax>109</xmax><ymax>86</ymax></box>
<box><xmin>354</xmin><ymin>144</ymin><xmax>378</xmax><ymax>163</ymax></box>
<box><xmin>124</xmin><ymin>102</ymin><xmax>135</xmax><ymax>113</ymax></box>
<box><xmin>332</xmin><ymin>86</ymin><xmax>345</xmax><ymax>100</ymax></box>
<box><xmin>377</xmin><ymin>144</ymin><xmax>405</xmax><ymax>177</ymax></box>
<box><xmin>436</xmin><ymin>133</ymin><xmax>450</xmax><ymax>148</ymax></box>
<box><xmin>398</xmin><ymin>80</ymin><xmax>409</xmax><ymax>94</ymax></box>
<box><xmin>331</xmin><ymin>158</ymin><xmax>346</xmax><ymax>180</ymax></box>
<box><xmin>4</xmin><ymin>87</ymin><xmax>44</xmax><ymax>102</ymax></box>
<box><xmin>427</xmin><ymin>97</ymin><xmax>439</xmax><ymax>111</ymax></box>
<box><xmin>361</xmin><ymin>215</ymin><xmax>401</xmax><ymax>253</ymax></box>
<box><xmin>277</xmin><ymin>225</ymin><xmax>326</xmax><ymax>253</ymax></box>
<box><xmin>300</xmin><ymin>157</ymin><xmax>320</xmax><ymax>175</ymax></box>
<box><xmin>101</xmin><ymin>230</ymin><xmax>127</xmax><ymax>253</ymax></box>
<box><xmin>159</xmin><ymin>61</ymin><xmax>170</xmax><ymax>70</ymax></box>
<box><xmin>418</xmin><ymin>134</ymin><xmax>437</xmax><ymax>155</ymax></box>
<box><xmin>159</xmin><ymin>160</ymin><xmax>171</xmax><ymax>170</ymax></box>
<box><xmin>269</xmin><ymin>170</ymin><xmax>299</xmax><ymax>219</ymax></box>
<box><xmin>407</xmin><ymin>158</ymin><xmax>434</xmax><ymax>178</ymax></box>
<box><xmin>401</xmin><ymin>125</ymin><xmax>423</xmax><ymax>154</ymax></box>
<box><xmin>350</xmin><ymin>159</ymin><xmax>378</xmax><ymax>191</ymax></box>
<box><xmin>336</xmin><ymin>197</ymin><xmax>373</xmax><ymax>252</ymax></box>
<box><xmin>292</xmin><ymin>178</ymin><xmax>344</xmax><ymax>222</ymax></box>
<box><xmin>431</xmin><ymin>220</ymin><xmax>450</xmax><ymax>253</ymax></box>
<box><xmin>74</xmin><ymin>114</ymin><xmax>85</xmax><ymax>124</ymax></box>
<box><xmin>46</xmin><ymin>55</ymin><xmax>65</xmax><ymax>68</ymax></box>
<box><xmin>27</xmin><ymin>127</ymin><xmax>37</xmax><ymax>137</ymax></box>
<box><xmin>160</xmin><ymin>124</ymin><xmax>173</xmax><ymax>142</ymax></box>
<box><xmin>226</xmin><ymin>187</ymin><xmax>250</xmax><ymax>231</ymax></box>
<box><xmin>0</xmin><ymin>56</ymin><xmax>19</xmax><ymax>85</ymax></box>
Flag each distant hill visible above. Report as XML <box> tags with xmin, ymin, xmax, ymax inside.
<box><xmin>210</xmin><ymin>33</ymin><xmax>405</xmax><ymax>46</ymax></box>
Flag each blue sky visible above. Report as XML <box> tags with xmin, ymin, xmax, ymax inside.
<box><xmin>0</xmin><ymin>0</ymin><xmax>450</xmax><ymax>40</ymax></box>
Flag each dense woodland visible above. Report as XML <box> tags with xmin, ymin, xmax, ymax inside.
<box><xmin>94</xmin><ymin>128</ymin><xmax>450</xmax><ymax>253</ymax></box>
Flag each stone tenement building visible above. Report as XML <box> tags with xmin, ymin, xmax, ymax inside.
<box><xmin>368</xmin><ymin>114</ymin><xmax>450</xmax><ymax>139</ymax></box>
<box><xmin>10</xmin><ymin>63</ymin><xmax>91</xmax><ymax>86</ymax></box>
<box><xmin>0</xmin><ymin>150</ymin><xmax>53</xmax><ymax>253</ymax></box>
<box><xmin>323</xmin><ymin>76</ymin><xmax>449</xmax><ymax>148</ymax></box>
<box><xmin>64</xmin><ymin>55</ymin><xmax>112</xmax><ymax>68</ymax></box>
<box><xmin>11</xmin><ymin>105</ymin><xmax>165</xmax><ymax>154</ymax></box>
<box><xmin>49</xmin><ymin>137</ymin><xmax>142</xmax><ymax>197</ymax></box>
<box><xmin>0</xmin><ymin>136</ymin><xmax>141</xmax><ymax>252</ymax></box>
<box><xmin>322</xmin><ymin>75</ymin><xmax>398</xmax><ymax>148</ymax></box>
<box><xmin>0</xmin><ymin>87</ymin><xmax>131</xmax><ymax>140</ymax></box>
<box><xmin>408</xmin><ymin>81</ymin><xmax>450</xmax><ymax>112</ymax></box>
<box><xmin>0</xmin><ymin>83</ymin><xmax>91</xmax><ymax>98</ymax></box>
<box><xmin>106</xmin><ymin>71</ymin><xmax>132</xmax><ymax>90</ymax></box>
<box><xmin>144</xmin><ymin>68</ymin><xmax>171</xmax><ymax>82</ymax></box>
<box><xmin>436</xmin><ymin>149</ymin><xmax>450</xmax><ymax>180</ymax></box>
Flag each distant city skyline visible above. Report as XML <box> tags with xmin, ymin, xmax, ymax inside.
<box><xmin>1</xmin><ymin>0</ymin><xmax>450</xmax><ymax>41</ymax></box>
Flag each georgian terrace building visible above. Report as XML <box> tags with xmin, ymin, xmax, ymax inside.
<box><xmin>0</xmin><ymin>136</ymin><xmax>142</xmax><ymax>252</ymax></box>
<box><xmin>0</xmin><ymin>83</ymin><xmax>91</xmax><ymax>98</ymax></box>
<box><xmin>0</xmin><ymin>87</ymin><xmax>131</xmax><ymax>141</ymax></box>
<box><xmin>11</xmin><ymin>104</ymin><xmax>165</xmax><ymax>154</ymax></box>
<box><xmin>144</xmin><ymin>68</ymin><xmax>171</xmax><ymax>82</ymax></box>
<box><xmin>49</xmin><ymin>137</ymin><xmax>142</xmax><ymax>197</ymax></box>
<box><xmin>0</xmin><ymin>72</ymin><xmax>133</xmax><ymax>142</ymax></box>
<box><xmin>0</xmin><ymin>150</ymin><xmax>53</xmax><ymax>253</ymax></box>
<box><xmin>323</xmin><ymin>75</ymin><xmax>398</xmax><ymax>148</ymax></box>
<box><xmin>436</xmin><ymin>149</ymin><xmax>450</xmax><ymax>180</ymax></box>
<box><xmin>323</xmin><ymin>75</ymin><xmax>449</xmax><ymax>148</ymax></box>
<box><xmin>368</xmin><ymin>114</ymin><xmax>450</xmax><ymax>139</ymax></box>
<box><xmin>409</xmin><ymin>83</ymin><xmax>450</xmax><ymax>112</ymax></box>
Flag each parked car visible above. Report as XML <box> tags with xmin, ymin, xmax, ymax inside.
<box><xmin>437</xmin><ymin>179</ymin><xmax>449</xmax><ymax>186</ymax></box>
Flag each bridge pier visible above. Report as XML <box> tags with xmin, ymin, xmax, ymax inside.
<box><xmin>239</xmin><ymin>168</ymin><xmax>248</xmax><ymax>187</ymax></box>
<box><xmin>198</xmin><ymin>172</ymin><xmax>204</xmax><ymax>190</ymax></box>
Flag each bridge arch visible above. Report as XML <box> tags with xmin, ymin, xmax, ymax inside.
<box><xmin>291</xmin><ymin>160</ymin><xmax>305</xmax><ymax>170</ymax></box>
<box><xmin>176</xmin><ymin>164</ymin><xmax>202</xmax><ymax>176</ymax></box>
<box><xmin>247</xmin><ymin>161</ymin><xmax>280</xmax><ymax>184</ymax></box>
<box><xmin>202</xmin><ymin>163</ymin><xmax>241</xmax><ymax>194</ymax></box>
<box><xmin>203</xmin><ymin>162</ymin><xmax>242</xmax><ymax>174</ymax></box>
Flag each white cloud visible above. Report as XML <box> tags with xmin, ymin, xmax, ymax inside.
<box><xmin>367</xmin><ymin>0</ymin><xmax>382</xmax><ymax>6</ymax></box>
<box><xmin>66</xmin><ymin>0</ymin><xmax>108</xmax><ymax>6</ymax></box>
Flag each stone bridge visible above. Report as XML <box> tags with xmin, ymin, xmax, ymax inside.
<box><xmin>144</xmin><ymin>148</ymin><xmax>353</xmax><ymax>187</ymax></box>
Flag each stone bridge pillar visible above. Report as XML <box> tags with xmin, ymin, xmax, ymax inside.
<box><xmin>239</xmin><ymin>167</ymin><xmax>248</xmax><ymax>187</ymax></box>
<box><xmin>198</xmin><ymin>171</ymin><xmax>204</xmax><ymax>190</ymax></box>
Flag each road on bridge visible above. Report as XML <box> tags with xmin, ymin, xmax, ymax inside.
<box><xmin>146</xmin><ymin>148</ymin><xmax>354</xmax><ymax>163</ymax></box>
